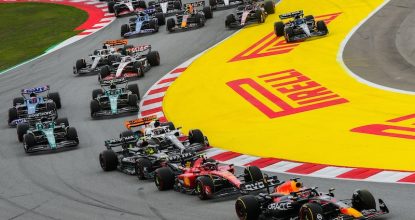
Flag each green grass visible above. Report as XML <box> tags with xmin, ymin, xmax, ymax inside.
<box><xmin>0</xmin><ymin>3</ymin><xmax>88</xmax><ymax>71</ymax></box>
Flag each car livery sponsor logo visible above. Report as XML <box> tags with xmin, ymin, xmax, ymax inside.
<box><xmin>351</xmin><ymin>114</ymin><xmax>415</xmax><ymax>140</ymax></box>
<box><xmin>227</xmin><ymin>69</ymin><xmax>348</xmax><ymax>118</ymax></box>
<box><xmin>29</xmin><ymin>110</ymin><xmax>55</xmax><ymax>118</ymax></box>
<box><xmin>21</xmin><ymin>85</ymin><xmax>49</xmax><ymax>94</ymax></box>
<box><xmin>228</xmin><ymin>12</ymin><xmax>342</xmax><ymax>62</ymax></box>
<box><xmin>267</xmin><ymin>202</ymin><xmax>293</xmax><ymax>210</ymax></box>
<box><xmin>126</xmin><ymin>45</ymin><xmax>151</xmax><ymax>53</ymax></box>
<box><xmin>11</xmin><ymin>118</ymin><xmax>26</xmax><ymax>125</ymax></box>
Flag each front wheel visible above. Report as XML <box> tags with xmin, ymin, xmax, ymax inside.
<box><xmin>146</xmin><ymin>51</ymin><xmax>160</xmax><ymax>66</ymax></box>
<box><xmin>235</xmin><ymin>195</ymin><xmax>261</xmax><ymax>220</ymax></box>
<box><xmin>195</xmin><ymin>176</ymin><xmax>214</xmax><ymax>200</ymax></box>
<box><xmin>154</xmin><ymin>167</ymin><xmax>175</xmax><ymax>190</ymax></box>
<box><xmin>136</xmin><ymin>158</ymin><xmax>153</xmax><ymax>180</ymax></box>
<box><xmin>99</xmin><ymin>150</ymin><xmax>118</xmax><ymax>171</ymax></box>
<box><xmin>299</xmin><ymin>203</ymin><xmax>325</xmax><ymax>220</ymax></box>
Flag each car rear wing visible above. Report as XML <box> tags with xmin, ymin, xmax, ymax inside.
<box><xmin>126</xmin><ymin>45</ymin><xmax>152</xmax><ymax>55</ymax></box>
<box><xmin>183</xmin><ymin>1</ymin><xmax>204</xmax><ymax>9</ymax></box>
<box><xmin>104</xmin><ymin>39</ymin><xmax>128</xmax><ymax>47</ymax></box>
<box><xmin>104</xmin><ymin>135</ymin><xmax>137</xmax><ymax>149</ymax></box>
<box><xmin>240</xmin><ymin>175</ymin><xmax>281</xmax><ymax>192</ymax></box>
<box><xmin>124</xmin><ymin>115</ymin><xmax>158</xmax><ymax>129</ymax></box>
<box><xmin>279</xmin><ymin>10</ymin><xmax>303</xmax><ymax>19</ymax></box>
<box><xmin>21</xmin><ymin>85</ymin><xmax>50</xmax><ymax>94</ymax></box>
<box><xmin>100</xmin><ymin>78</ymin><xmax>128</xmax><ymax>86</ymax></box>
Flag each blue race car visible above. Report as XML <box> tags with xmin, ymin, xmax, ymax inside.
<box><xmin>19</xmin><ymin>117</ymin><xmax>79</xmax><ymax>153</ymax></box>
<box><xmin>8</xmin><ymin>85</ymin><xmax>61</xmax><ymax>127</ymax></box>
<box><xmin>121</xmin><ymin>9</ymin><xmax>166</xmax><ymax>38</ymax></box>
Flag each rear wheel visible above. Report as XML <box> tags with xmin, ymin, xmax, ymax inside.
<box><xmin>128</xmin><ymin>94</ymin><xmax>139</xmax><ymax>107</ymax></box>
<box><xmin>46</xmin><ymin>102</ymin><xmax>57</xmax><ymax>112</ymax></box>
<box><xmin>195</xmin><ymin>176</ymin><xmax>214</xmax><ymax>200</ymax></box>
<box><xmin>136</xmin><ymin>158</ymin><xmax>153</xmax><ymax>180</ymax></box>
<box><xmin>166</xmin><ymin>18</ymin><xmax>175</xmax><ymax>32</ymax></box>
<box><xmin>90</xmin><ymin>100</ymin><xmax>100</xmax><ymax>118</ymax></box>
<box><xmin>155</xmin><ymin>12</ymin><xmax>166</xmax><ymax>25</ymax></box>
<box><xmin>305</xmin><ymin>15</ymin><xmax>314</xmax><ymax>21</ymax></box>
<box><xmin>173</xmin><ymin>1</ymin><xmax>181</xmax><ymax>10</ymax></box>
<box><xmin>203</xmin><ymin>6</ymin><xmax>213</xmax><ymax>19</ymax></box>
<box><xmin>127</xmin><ymin>84</ymin><xmax>140</xmax><ymax>97</ymax></box>
<box><xmin>235</xmin><ymin>195</ymin><xmax>261</xmax><ymax>220</ymax></box>
<box><xmin>56</xmin><ymin>118</ymin><xmax>69</xmax><ymax>127</ymax></box>
<box><xmin>138</xmin><ymin>0</ymin><xmax>146</xmax><ymax>8</ymax></box>
<box><xmin>146</xmin><ymin>51</ymin><xmax>160</xmax><ymax>66</ymax></box>
<box><xmin>209</xmin><ymin>0</ymin><xmax>217</xmax><ymax>10</ymax></box>
<box><xmin>225</xmin><ymin>14</ymin><xmax>236</xmax><ymax>27</ymax></box>
<box><xmin>255</xmin><ymin>10</ymin><xmax>264</xmax><ymax>23</ymax></box>
<box><xmin>17</xmin><ymin>123</ymin><xmax>29</xmax><ymax>142</ymax></box>
<box><xmin>99</xmin><ymin>150</ymin><xmax>118</xmax><ymax>171</ymax></box>
<box><xmin>316</xmin><ymin>20</ymin><xmax>328</xmax><ymax>34</ymax></box>
<box><xmin>274</xmin><ymin>21</ymin><xmax>284</xmax><ymax>37</ymax></box>
<box><xmin>264</xmin><ymin>0</ymin><xmax>274</xmax><ymax>14</ymax></box>
<box><xmin>99</xmin><ymin>65</ymin><xmax>111</xmax><ymax>80</ymax></box>
<box><xmin>352</xmin><ymin>189</ymin><xmax>376</xmax><ymax>211</ymax></box>
<box><xmin>13</xmin><ymin>97</ymin><xmax>24</xmax><ymax>106</ymax></box>
<box><xmin>92</xmin><ymin>89</ymin><xmax>103</xmax><ymax>99</ymax></box>
<box><xmin>299</xmin><ymin>203</ymin><xmax>325</xmax><ymax>220</ymax></box>
<box><xmin>189</xmin><ymin>129</ymin><xmax>204</xmax><ymax>144</ymax></box>
<box><xmin>48</xmin><ymin>92</ymin><xmax>61</xmax><ymax>109</ymax></box>
<box><xmin>243</xmin><ymin>166</ymin><xmax>263</xmax><ymax>182</ymax></box>
<box><xmin>8</xmin><ymin>108</ymin><xmax>18</xmax><ymax>124</ymax></box>
<box><xmin>121</xmin><ymin>24</ymin><xmax>130</xmax><ymax>37</ymax></box>
<box><xmin>154</xmin><ymin>167</ymin><xmax>175</xmax><ymax>190</ymax></box>
<box><xmin>107</xmin><ymin>1</ymin><xmax>115</xmax><ymax>13</ymax></box>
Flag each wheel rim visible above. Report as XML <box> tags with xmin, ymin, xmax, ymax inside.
<box><xmin>235</xmin><ymin>200</ymin><xmax>247</xmax><ymax>218</ymax></box>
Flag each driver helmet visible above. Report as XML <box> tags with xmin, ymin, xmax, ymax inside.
<box><xmin>41</xmin><ymin>117</ymin><xmax>49</xmax><ymax>128</ymax></box>
<box><xmin>110</xmin><ymin>83</ymin><xmax>116</xmax><ymax>90</ymax></box>
<box><xmin>29</xmin><ymin>93</ymin><xmax>37</xmax><ymax>104</ymax></box>
<box><xmin>186</xmin><ymin>4</ymin><xmax>193</xmax><ymax>13</ymax></box>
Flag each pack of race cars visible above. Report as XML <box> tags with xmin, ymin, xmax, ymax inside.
<box><xmin>6</xmin><ymin>1</ymin><xmax>382</xmax><ymax>219</ymax></box>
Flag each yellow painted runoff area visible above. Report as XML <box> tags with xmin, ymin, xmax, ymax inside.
<box><xmin>163</xmin><ymin>0</ymin><xmax>415</xmax><ymax>171</ymax></box>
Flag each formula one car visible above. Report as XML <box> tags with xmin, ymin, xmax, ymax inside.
<box><xmin>19</xmin><ymin>117</ymin><xmax>79</xmax><ymax>153</ymax></box>
<box><xmin>98</xmin><ymin>130</ymin><xmax>199</xmax><ymax>176</ymax></box>
<box><xmin>148</xmin><ymin>0</ymin><xmax>182</xmax><ymax>16</ymax></box>
<box><xmin>16</xmin><ymin>110</ymin><xmax>56</xmax><ymax>142</ymax></box>
<box><xmin>235</xmin><ymin>179</ymin><xmax>389</xmax><ymax>220</ymax></box>
<box><xmin>8</xmin><ymin>85</ymin><xmax>61</xmax><ymax>127</ymax></box>
<box><xmin>274</xmin><ymin>10</ymin><xmax>329</xmax><ymax>43</ymax></box>
<box><xmin>90</xmin><ymin>78</ymin><xmax>140</xmax><ymax>118</ymax></box>
<box><xmin>166</xmin><ymin>1</ymin><xmax>213</xmax><ymax>32</ymax></box>
<box><xmin>121</xmin><ymin>10</ymin><xmax>166</xmax><ymax>38</ymax></box>
<box><xmin>107</xmin><ymin>0</ymin><xmax>146</xmax><ymax>17</ymax></box>
<box><xmin>98</xmin><ymin>45</ymin><xmax>160</xmax><ymax>82</ymax></box>
<box><xmin>209</xmin><ymin>0</ymin><xmax>244</xmax><ymax>10</ymax></box>
<box><xmin>225</xmin><ymin>0</ymin><xmax>275</xmax><ymax>28</ymax></box>
<box><xmin>73</xmin><ymin>40</ymin><xmax>130</xmax><ymax>75</ymax></box>
<box><xmin>154</xmin><ymin>156</ymin><xmax>280</xmax><ymax>200</ymax></box>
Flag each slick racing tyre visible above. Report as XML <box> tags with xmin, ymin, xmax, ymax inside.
<box><xmin>316</xmin><ymin>20</ymin><xmax>328</xmax><ymax>34</ymax></box>
<box><xmin>90</xmin><ymin>100</ymin><xmax>100</xmax><ymax>118</ymax></box>
<box><xmin>138</xmin><ymin>0</ymin><xmax>146</xmax><ymax>9</ymax></box>
<box><xmin>149</xmin><ymin>20</ymin><xmax>158</xmax><ymax>32</ymax></box>
<box><xmin>203</xmin><ymin>6</ymin><xmax>213</xmax><ymax>19</ymax></box>
<box><xmin>107</xmin><ymin>1</ymin><xmax>115</xmax><ymax>13</ymax></box>
<box><xmin>255</xmin><ymin>10</ymin><xmax>264</xmax><ymax>23</ymax></box>
<box><xmin>67</xmin><ymin>127</ymin><xmax>79</xmax><ymax>144</ymax></box>
<box><xmin>195</xmin><ymin>176</ymin><xmax>214</xmax><ymax>200</ymax></box>
<box><xmin>17</xmin><ymin>122</ymin><xmax>29</xmax><ymax>142</ymax></box>
<box><xmin>196</xmin><ymin>14</ymin><xmax>205</xmax><ymax>27</ymax></box>
<box><xmin>92</xmin><ymin>89</ymin><xmax>103</xmax><ymax>99</ymax></box>
<box><xmin>299</xmin><ymin>203</ymin><xmax>325</xmax><ymax>220</ymax></box>
<box><xmin>48</xmin><ymin>92</ymin><xmax>61</xmax><ymax>109</ymax></box>
<box><xmin>235</xmin><ymin>195</ymin><xmax>261</xmax><ymax>220</ymax></box>
<box><xmin>209</xmin><ymin>0</ymin><xmax>217</xmax><ymax>10</ymax></box>
<box><xmin>166</xmin><ymin>18</ymin><xmax>175</xmax><ymax>32</ymax></box>
<box><xmin>99</xmin><ymin>65</ymin><xmax>111</xmax><ymax>80</ymax></box>
<box><xmin>128</xmin><ymin>94</ymin><xmax>139</xmax><ymax>107</ymax></box>
<box><xmin>274</xmin><ymin>21</ymin><xmax>284</xmax><ymax>37</ymax></box>
<box><xmin>147</xmin><ymin>51</ymin><xmax>160</xmax><ymax>66</ymax></box>
<box><xmin>225</xmin><ymin>14</ymin><xmax>236</xmax><ymax>27</ymax></box>
<box><xmin>305</xmin><ymin>15</ymin><xmax>315</xmax><ymax>21</ymax></box>
<box><xmin>188</xmin><ymin>129</ymin><xmax>204</xmax><ymax>144</ymax></box>
<box><xmin>8</xmin><ymin>108</ymin><xmax>18</xmax><ymax>124</ymax></box>
<box><xmin>161</xmin><ymin>122</ymin><xmax>175</xmax><ymax>131</ymax></box>
<box><xmin>155</xmin><ymin>12</ymin><xmax>166</xmax><ymax>25</ymax></box>
<box><xmin>75</xmin><ymin>59</ymin><xmax>86</xmax><ymax>71</ymax></box>
<box><xmin>155</xmin><ymin>167</ymin><xmax>175</xmax><ymax>190</ymax></box>
<box><xmin>285</xmin><ymin>27</ymin><xmax>294</xmax><ymax>43</ymax></box>
<box><xmin>127</xmin><ymin>84</ymin><xmax>140</xmax><ymax>97</ymax></box>
<box><xmin>13</xmin><ymin>97</ymin><xmax>24</xmax><ymax>106</ymax></box>
<box><xmin>121</xmin><ymin>24</ymin><xmax>130</xmax><ymax>37</ymax></box>
<box><xmin>243</xmin><ymin>166</ymin><xmax>263</xmax><ymax>182</ymax></box>
<box><xmin>99</xmin><ymin>150</ymin><xmax>118</xmax><ymax>171</ymax></box>
<box><xmin>136</xmin><ymin>158</ymin><xmax>153</xmax><ymax>180</ymax></box>
<box><xmin>352</xmin><ymin>189</ymin><xmax>376</xmax><ymax>211</ymax></box>
<box><xmin>264</xmin><ymin>0</ymin><xmax>275</xmax><ymax>14</ymax></box>
<box><xmin>56</xmin><ymin>118</ymin><xmax>69</xmax><ymax>127</ymax></box>
<box><xmin>46</xmin><ymin>102</ymin><xmax>57</xmax><ymax>112</ymax></box>
<box><xmin>23</xmin><ymin>133</ymin><xmax>36</xmax><ymax>153</ymax></box>
<box><xmin>173</xmin><ymin>1</ymin><xmax>181</xmax><ymax>10</ymax></box>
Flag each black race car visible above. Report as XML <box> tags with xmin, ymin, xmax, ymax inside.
<box><xmin>166</xmin><ymin>1</ymin><xmax>213</xmax><ymax>32</ymax></box>
<box><xmin>225</xmin><ymin>0</ymin><xmax>274</xmax><ymax>28</ymax></box>
<box><xmin>90</xmin><ymin>78</ymin><xmax>140</xmax><ymax>118</ymax></box>
<box><xmin>235</xmin><ymin>179</ymin><xmax>389</xmax><ymax>220</ymax></box>
<box><xmin>209</xmin><ymin>0</ymin><xmax>245</xmax><ymax>10</ymax></box>
<box><xmin>274</xmin><ymin>10</ymin><xmax>329</xmax><ymax>43</ymax></box>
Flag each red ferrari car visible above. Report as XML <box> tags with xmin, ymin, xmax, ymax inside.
<box><xmin>154</xmin><ymin>156</ymin><xmax>280</xmax><ymax>200</ymax></box>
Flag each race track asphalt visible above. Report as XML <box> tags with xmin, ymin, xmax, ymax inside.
<box><xmin>0</xmin><ymin>0</ymin><xmax>413</xmax><ymax>219</ymax></box>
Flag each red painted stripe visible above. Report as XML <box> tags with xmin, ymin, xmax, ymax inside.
<box><xmin>210</xmin><ymin>152</ymin><xmax>242</xmax><ymax>162</ymax></box>
<box><xmin>148</xmin><ymin>86</ymin><xmax>168</xmax><ymax>95</ymax></box>
<box><xmin>157</xmin><ymin>77</ymin><xmax>177</xmax><ymax>84</ymax></box>
<box><xmin>170</xmin><ymin>67</ymin><xmax>187</xmax><ymax>74</ymax></box>
<box><xmin>141</xmin><ymin>107</ymin><xmax>162</xmax><ymax>116</ymax></box>
<box><xmin>336</xmin><ymin>168</ymin><xmax>382</xmax><ymax>179</ymax></box>
<box><xmin>143</xmin><ymin>97</ymin><xmax>163</xmax><ymax>106</ymax></box>
<box><xmin>244</xmin><ymin>158</ymin><xmax>282</xmax><ymax>168</ymax></box>
<box><xmin>286</xmin><ymin>163</ymin><xmax>328</xmax><ymax>174</ymax></box>
<box><xmin>398</xmin><ymin>173</ymin><xmax>415</xmax><ymax>183</ymax></box>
